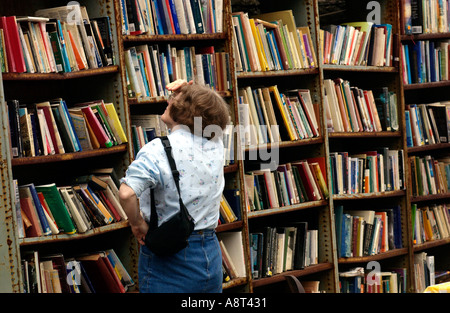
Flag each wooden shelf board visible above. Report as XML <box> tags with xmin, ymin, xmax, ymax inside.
<box><xmin>333</xmin><ymin>190</ymin><xmax>406</xmax><ymax>201</ymax></box>
<box><xmin>11</xmin><ymin>144</ymin><xmax>127</xmax><ymax>166</ymax></box>
<box><xmin>2</xmin><ymin>66</ymin><xmax>119</xmax><ymax>81</ymax></box>
<box><xmin>338</xmin><ymin>248</ymin><xmax>408</xmax><ymax>264</ymax></box>
<box><xmin>248</xmin><ymin>200</ymin><xmax>328</xmax><ymax>219</ymax></box>
<box><xmin>252</xmin><ymin>263</ymin><xmax>334</xmax><ymax>288</ymax></box>
<box><xmin>328</xmin><ymin>131</ymin><xmax>401</xmax><ymax>138</ymax></box>
<box><xmin>19</xmin><ymin>221</ymin><xmax>130</xmax><ymax>246</ymax></box>
<box><xmin>123</xmin><ymin>32</ymin><xmax>227</xmax><ymax>42</ymax></box>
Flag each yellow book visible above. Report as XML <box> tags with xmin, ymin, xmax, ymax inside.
<box><xmin>269</xmin><ymin>85</ymin><xmax>296</xmax><ymax>141</ymax></box>
<box><xmin>311</xmin><ymin>162</ymin><xmax>329</xmax><ymax>199</ymax></box>
<box><xmin>249</xmin><ymin>19</ymin><xmax>269</xmax><ymax>71</ymax></box>
<box><xmin>104</xmin><ymin>103</ymin><xmax>128</xmax><ymax>143</ymax></box>
<box><xmin>422</xmin><ymin>207</ymin><xmax>434</xmax><ymax>241</ymax></box>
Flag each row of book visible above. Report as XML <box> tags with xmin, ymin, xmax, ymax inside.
<box><xmin>409</xmin><ymin>155</ymin><xmax>450</xmax><ymax>197</ymax></box>
<box><xmin>250</xmin><ymin>223</ymin><xmax>318</xmax><ymax>279</ymax></box>
<box><xmin>324</xmin><ymin>79</ymin><xmax>399</xmax><ymax>133</ymax></box>
<box><xmin>7</xmin><ymin>98</ymin><xmax>127</xmax><ymax>159</ymax></box>
<box><xmin>232</xmin><ymin>10</ymin><xmax>317</xmax><ymax>73</ymax></box>
<box><xmin>125</xmin><ymin>45</ymin><xmax>231</xmax><ymax>99</ymax></box>
<box><xmin>335</xmin><ymin>205</ymin><xmax>403</xmax><ymax>259</ymax></box>
<box><xmin>22</xmin><ymin>249</ymin><xmax>134</xmax><ymax>293</ymax></box>
<box><xmin>320</xmin><ymin>22</ymin><xmax>394</xmax><ymax>67</ymax></box>
<box><xmin>244</xmin><ymin>158</ymin><xmax>329</xmax><ymax>212</ymax></box>
<box><xmin>238</xmin><ymin>85</ymin><xmax>320</xmax><ymax>146</ymax></box>
<box><xmin>329</xmin><ymin>148</ymin><xmax>405</xmax><ymax>196</ymax></box>
<box><xmin>219</xmin><ymin>231</ymin><xmax>247</xmax><ymax>282</ymax></box>
<box><xmin>14</xmin><ymin>169</ymin><xmax>126</xmax><ymax>239</ymax></box>
<box><xmin>339</xmin><ymin>266</ymin><xmax>407</xmax><ymax>293</ymax></box>
<box><xmin>120</xmin><ymin>0</ymin><xmax>223</xmax><ymax>36</ymax></box>
<box><xmin>404</xmin><ymin>0</ymin><xmax>450</xmax><ymax>34</ymax></box>
<box><xmin>412</xmin><ymin>203</ymin><xmax>450</xmax><ymax>245</ymax></box>
<box><xmin>401</xmin><ymin>40</ymin><xmax>449</xmax><ymax>85</ymax></box>
<box><xmin>405</xmin><ymin>102</ymin><xmax>450</xmax><ymax>147</ymax></box>
<box><xmin>0</xmin><ymin>4</ymin><xmax>113</xmax><ymax>74</ymax></box>
<box><xmin>130</xmin><ymin>113</ymin><xmax>169</xmax><ymax>157</ymax></box>
<box><xmin>129</xmin><ymin>113</ymin><xmax>234</xmax><ymax>165</ymax></box>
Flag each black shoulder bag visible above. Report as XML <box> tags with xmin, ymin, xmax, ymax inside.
<box><xmin>144</xmin><ymin>136</ymin><xmax>195</xmax><ymax>256</ymax></box>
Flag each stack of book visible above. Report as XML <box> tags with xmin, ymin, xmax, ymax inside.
<box><xmin>335</xmin><ymin>205</ymin><xmax>403</xmax><ymax>259</ymax></box>
<box><xmin>401</xmin><ymin>40</ymin><xmax>449</xmax><ymax>85</ymax></box>
<box><xmin>339</xmin><ymin>266</ymin><xmax>407</xmax><ymax>293</ymax></box>
<box><xmin>125</xmin><ymin>45</ymin><xmax>231</xmax><ymax>99</ymax></box>
<box><xmin>7</xmin><ymin>98</ymin><xmax>127</xmax><ymax>158</ymax></box>
<box><xmin>320</xmin><ymin>22</ymin><xmax>394</xmax><ymax>67</ymax></box>
<box><xmin>405</xmin><ymin>102</ymin><xmax>450</xmax><ymax>147</ymax></box>
<box><xmin>245</xmin><ymin>157</ymin><xmax>328</xmax><ymax>212</ymax></box>
<box><xmin>412</xmin><ymin>203</ymin><xmax>450</xmax><ymax>245</ymax></box>
<box><xmin>120</xmin><ymin>0</ymin><xmax>223</xmax><ymax>36</ymax></box>
<box><xmin>21</xmin><ymin>249</ymin><xmax>134</xmax><ymax>293</ymax></box>
<box><xmin>238</xmin><ymin>85</ymin><xmax>320</xmax><ymax>146</ymax></box>
<box><xmin>414</xmin><ymin>252</ymin><xmax>435</xmax><ymax>293</ymax></box>
<box><xmin>329</xmin><ymin>148</ymin><xmax>405</xmax><ymax>196</ymax></box>
<box><xmin>232</xmin><ymin>10</ymin><xmax>316</xmax><ymax>72</ymax></box>
<box><xmin>323</xmin><ymin>79</ymin><xmax>398</xmax><ymax>133</ymax></box>
<box><xmin>409</xmin><ymin>155</ymin><xmax>450</xmax><ymax>197</ymax></box>
<box><xmin>0</xmin><ymin>4</ymin><xmax>114</xmax><ymax>74</ymax></box>
<box><xmin>404</xmin><ymin>0</ymin><xmax>450</xmax><ymax>34</ymax></box>
<box><xmin>14</xmin><ymin>170</ymin><xmax>126</xmax><ymax>239</ymax></box>
<box><xmin>250</xmin><ymin>222</ymin><xmax>318</xmax><ymax>279</ymax></box>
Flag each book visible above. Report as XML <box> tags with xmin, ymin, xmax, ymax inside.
<box><xmin>35</xmin><ymin>183</ymin><xmax>77</xmax><ymax>234</ymax></box>
<box><xmin>19</xmin><ymin>183</ymin><xmax>52</xmax><ymax>236</ymax></box>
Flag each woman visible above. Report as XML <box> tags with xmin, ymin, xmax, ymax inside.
<box><xmin>119</xmin><ymin>80</ymin><xmax>230</xmax><ymax>293</ymax></box>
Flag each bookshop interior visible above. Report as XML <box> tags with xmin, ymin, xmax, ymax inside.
<box><xmin>1</xmin><ymin>0</ymin><xmax>450</xmax><ymax>295</ymax></box>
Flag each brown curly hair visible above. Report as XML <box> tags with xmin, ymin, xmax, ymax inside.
<box><xmin>169</xmin><ymin>83</ymin><xmax>230</xmax><ymax>138</ymax></box>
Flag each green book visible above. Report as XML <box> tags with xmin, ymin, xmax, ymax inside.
<box><xmin>35</xmin><ymin>183</ymin><xmax>77</xmax><ymax>234</ymax></box>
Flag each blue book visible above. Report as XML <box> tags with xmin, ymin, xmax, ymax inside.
<box><xmin>222</xmin><ymin>189</ymin><xmax>241</xmax><ymax>221</ymax></box>
<box><xmin>137</xmin><ymin>53</ymin><xmax>150</xmax><ymax>97</ymax></box>
<box><xmin>403</xmin><ymin>44</ymin><xmax>412</xmax><ymax>84</ymax></box>
<box><xmin>334</xmin><ymin>205</ymin><xmax>343</xmax><ymax>257</ymax></box>
<box><xmin>190</xmin><ymin>0</ymin><xmax>204</xmax><ymax>34</ymax></box>
<box><xmin>60</xmin><ymin>100</ymin><xmax>81</xmax><ymax>152</ymax></box>
<box><xmin>429</xmin><ymin>41</ymin><xmax>437</xmax><ymax>82</ymax></box>
<box><xmin>55</xmin><ymin>19</ymin><xmax>71</xmax><ymax>72</ymax></box>
<box><xmin>405</xmin><ymin>110</ymin><xmax>414</xmax><ymax>147</ymax></box>
<box><xmin>341</xmin><ymin>213</ymin><xmax>352</xmax><ymax>257</ymax></box>
<box><xmin>168</xmin><ymin>0</ymin><xmax>181</xmax><ymax>34</ymax></box>
<box><xmin>151</xmin><ymin>0</ymin><xmax>165</xmax><ymax>34</ymax></box>
<box><xmin>184</xmin><ymin>47</ymin><xmax>193</xmax><ymax>82</ymax></box>
<box><xmin>20</xmin><ymin>183</ymin><xmax>52</xmax><ymax>236</ymax></box>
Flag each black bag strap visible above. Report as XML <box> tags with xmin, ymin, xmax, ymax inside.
<box><xmin>149</xmin><ymin>136</ymin><xmax>193</xmax><ymax>230</ymax></box>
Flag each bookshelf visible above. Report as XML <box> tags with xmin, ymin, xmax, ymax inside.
<box><xmin>231</xmin><ymin>0</ymin><xmax>338</xmax><ymax>293</ymax></box>
<box><xmin>0</xmin><ymin>0</ymin><xmax>137</xmax><ymax>293</ymax></box>
<box><xmin>0</xmin><ymin>0</ymin><xmax>449</xmax><ymax>293</ymax></box>
<box><xmin>399</xmin><ymin>0</ymin><xmax>450</xmax><ymax>293</ymax></box>
<box><xmin>116</xmin><ymin>0</ymin><xmax>251</xmax><ymax>292</ymax></box>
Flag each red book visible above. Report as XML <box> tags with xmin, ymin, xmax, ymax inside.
<box><xmin>81</xmin><ymin>106</ymin><xmax>112</xmax><ymax>148</ymax></box>
<box><xmin>78</xmin><ymin>253</ymin><xmax>125</xmax><ymax>293</ymax></box>
<box><xmin>292</xmin><ymin>161</ymin><xmax>319</xmax><ymax>201</ymax></box>
<box><xmin>36</xmin><ymin>105</ymin><xmax>61</xmax><ymax>154</ymax></box>
<box><xmin>19</xmin><ymin>197</ymin><xmax>42</xmax><ymax>237</ymax></box>
<box><xmin>0</xmin><ymin>16</ymin><xmax>16</xmax><ymax>72</ymax></box>
<box><xmin>4</xmin><ymin>16</ymin><xmax>26</xmax><ymax>72</ymax></box>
